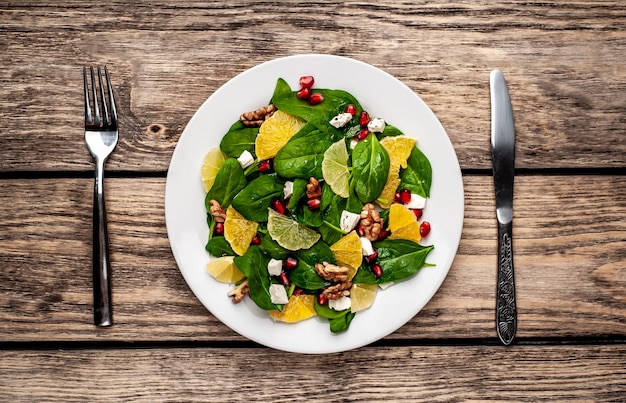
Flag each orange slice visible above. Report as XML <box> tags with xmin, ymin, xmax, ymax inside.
<box><xmin>224</xmin><ymin>205</ymin><xmax>259</xmax><ymax>255</ymax></box>
<box><xmin>329</xmin><ymin>231</ymin><xmax>363</xmax><ymax>276</ymax></box>
<box><xmin>268</xmin><ymin>294</ymin><xmax>316</xmax><ymax>323</ymax></box>
<box><xmin>377</xmin><ymin>136</ymin><xmax>417</xmax><ymax>208</ymax></box>
<box><xmin>388</xmin><ymin>204</ymin><xmax>421</xmax><ymax>243</ymax></box>
<box><xmin>255</xmin><ymin>110</ymin><xmax>306</xmax><ymax>160</ymax></box>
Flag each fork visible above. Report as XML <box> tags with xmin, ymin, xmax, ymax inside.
<box><xmin>83</xmin><ymin>66</ymin><xmax>118</xmax><ymax>327</ymax></box>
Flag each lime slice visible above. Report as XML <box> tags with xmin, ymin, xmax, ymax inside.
<box><xmin>201</xmin><ymin>147</ymin><xmax>226</xmax><ymax>191</ymax></box>
<box><xmin>322</xmin><ymin>139</ymin><xmax>350</xmax><ymax>198</ymax></box>
<box><xmin>267</xmin><ymin>208</ymin><xmax>320</xmax><ymax>251</ymax></box>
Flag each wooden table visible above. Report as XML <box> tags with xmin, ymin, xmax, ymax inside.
<box><xmin>1</xmin><ymin>1</ymin><xmax>625</xmax><ymax>401</ymax></box>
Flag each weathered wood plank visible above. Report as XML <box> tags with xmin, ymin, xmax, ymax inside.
<box><xmin>0</xmin><ymin>175</ymin><xmax>624</xmax><ymax>341</ymax></box>
<box><xmin>0</xmin><ymin>1</ymin><xmax>624</xmax><ymax>172</ymax></box>
<box><xmin>0</xmin><ymin>345</ymin><xmax>624</xmax><ymax>402</ymax></box>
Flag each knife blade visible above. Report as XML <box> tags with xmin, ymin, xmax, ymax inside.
<box><xmin>490</xmin><ymin>69</ymin><xmax>517</xmax><ymax>345</ymax></box>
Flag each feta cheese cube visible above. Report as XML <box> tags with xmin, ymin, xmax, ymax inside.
<box><xmin>340</xmin><ymin>210</ymin><xmax>361</xmax><ymax>232</ymax></box>
<box><xmin>237</xmin><ymin>150</ymin><xmax>254</xmax><ymax>169</ymax></box>
<box><xmin>269</xmin><ymin>284</ymin><xmax>289</xmax><ymax>305</ymax></box>
<box><xmin>267</xmin><ymin>258</ymin><xmax>283</xmax><ymax>276</ymax></box>
<box><xmin>367</xmin><ymin>118</ymin><xmax>385</xmax><ymax>133</ymax></box>
<box><xmin>360</xmin><ymin>236</ymin><xmax>374</xmax><ymax>256</ymax></box>
<box><xmin>329</xmin><ymin>112</ymin><xmax>353</xmax><ymax>129</ymax></box>
<box><xmin>349</xmin><ymin>139</ymin><xmax>358</xmax><ymax>149</ymax></box>
<box><xmin>328</xmin><ymin>295</ymin><xmax>351</xmax><ymax>311</ymax></box>
<box><xmin>406</xmin><ymin>193</ymin><xmax>427</xmax><ymax>209</ymax></box>
<box><xmin>283</xmin><ymin>181</ymin><xmax>294</xmax><ymax>199</ymax></box>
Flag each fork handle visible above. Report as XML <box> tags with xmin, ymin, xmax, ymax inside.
<box><xmin>93</xmin><ymin>159</ymin><xmax>113</xmax><ymax>327</ymax></box>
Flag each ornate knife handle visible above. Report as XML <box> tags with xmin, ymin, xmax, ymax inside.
<box><xmin>496</xmin><ymin>220</ymin><xmax>516</xmax><ymax>345</ymax></box>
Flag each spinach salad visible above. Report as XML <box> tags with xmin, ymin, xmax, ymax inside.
<box><xmin>203</xmin><ymin>75</ymin><xmax>434</xmax><ymax>333</ymax></box>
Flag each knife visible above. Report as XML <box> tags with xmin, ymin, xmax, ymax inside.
<box><xmin>490</xmin><ymin>70</ymin><xmax>517</xmax><ymax>345</ymax></box>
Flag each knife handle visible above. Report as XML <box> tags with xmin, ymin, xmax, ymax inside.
<box><xmin>496</xmin><ymin>220</ymin><xmax>516</xmax><ymax>345</ymax></box>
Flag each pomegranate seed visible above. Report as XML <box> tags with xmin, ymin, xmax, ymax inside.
<box><xmin>297</xmin><ymin>87</ymin><xmax>311</xmax><ymax>99</ymax></box>
<box><xmin>214</xmin><ymin>222</ymin><xmax>224</xmax><ymax>236</ymax></box>
<box><xmin>344</xmin><ymin>104</ymin><xmax>357</xmax><ymax>115</ymax></box>
<box><xmin>420</xmin><ymin>221</ymin><xmax>431</xmax><ymax>237</ymax></box>
<box><xmin>395</xmin><ymin>189</ymin><xmax>411</xmax><ymax>204</ymax></box>
<box><xmin>308</xmin><ymin>92</ymin><xmax>324</xmax><ymax>105</ymax></box>
<box><xmin>357</xmin><ymin>224</ymin><xmax>365</xmax><ymax>237</ymax></box>
<box><xmin>258</xmin><ymin>159</ymin><xmax>272</xmax><ymax>173</ymax></box>
<box><xmin>356</xmin><ymin>129</ymin><xmax>370</xmax><ymax>141</ymax></box>
<box><xmin>371</xmin><ymin>264</ymin><xmax>383</xmax><ymax>278</ymax></box>
<box><xmin>251</xmin><ymin>235</ymin><xmax>261</xmax><ymax>245</ymax></box>
<box><xmin>299</xmin><ymin>75</ymin><xmax>315</xmax><ymax>89</ymax></box>
<box><xmin>378</xmin><ymin>228</ymin><xmax>390</xmax><ymax>240</ymax></box>
<box><xmin>365</xmin><ymin>250</ymin><xmax>378</xmax><ymax>264</ymax></box>
<box><xmin>359</xmin><ymin>111</ymin><xmax>370</xmax><ymax>126</ymax></box>
<box><xmin>307</xmin><ymin>198</ymin><xmax>321</xmax><ymax>210</ymax></box>
<box><xmin>271</xmin><ymin>198</ymin><xmax>286</xmax><ymax>214</ymax></box>
<box><xmin>317</xmin><ymin>293</ymin><xmax>328</xmax><ymax>305</ymax></box>
<box><xmin>284</xmin><ymin>256</ymin><xmax>299</xmax><ymax>269</ymax></box>
<box><xmin>293</xmin><ymin>288</ymin><xmax>304</xmax><ymax>296</ymax></box>
<box><xmin>279</xmin><ymin>272</ymin><xmax>290</xmax><ymax>286</ymax></box>
<box><xmin>412</xmin><ymin>208</ymin><xmax>423</xmax><ymax>219</ymax></box>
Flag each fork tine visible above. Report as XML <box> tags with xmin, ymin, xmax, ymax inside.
<box><xmin>89</xmin><ymin>66</ymin><xmax>101</xmax><ymax>127</ymax></box>
<box><xmin>83</xmin><ymin>67</ymin><xmax>93</xmax><ymax>124</ymax></box>
<box><xmin>97</xmin><ymin>66</ymin><xmax>109</xmax><ymax>127</ymax></box>
<box><xmin>104</xmin><ymin>66</ymin><xmax>117</xmax><ymax>127</ymax></box>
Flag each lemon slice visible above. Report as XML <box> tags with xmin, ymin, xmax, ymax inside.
<box><xmin>255</xmin><ymin>110</ymin><xmax>306</xmax><ymax>160</ymax></box>
<box><xmin>267</xmin><ymin>208</ymin><xmax>320</xmax><ymax>251</ymax></box>
<box><xmin>388</xmin><ymin>204</ymin><xmax>421</xmax><ymax>243</ymax></box>
<box><xmin>206</xmin><ymin>256</ymin><xmax>245</xmax><ymax>283</ymax></box>
<box><xmin>224</xmin><ymin>205</ymin><xmax>259</xmax><ymax>255</ymax></box>
<box><xmin>268</xmin><ymin>294</ymin><xmax>316</xmax><ymax>323</ymax></box>
<box><xmin>350</xmin><ymin>283</ymin><xmax>378</xmax><ymax>313</ymax></box>
<box><xmin>321</xmin><ymin>139</ymin><xmax>350</xmax><ymax>198</ymax></box>
<box><xmin>200</xmin><ymin>147</ymin><xmax>226</xmax><ymax>191</ymax></box>
<box><xmin>330</xmin><ymin>231</ymin><xmax>363</xmax><ymax>275</ymax></box>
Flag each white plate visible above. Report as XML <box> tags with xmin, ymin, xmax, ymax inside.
<box><xmin>165</xmin><ymin>54</ymin><xmax>464</xmax><ymax>354</ymax></box>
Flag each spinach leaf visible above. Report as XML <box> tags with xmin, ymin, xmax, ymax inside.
<box><xmin>205</xmin><ymin>158</ymin><xmax>247</xmax><ymax>210</ymax></box>
<box><xmin>289</xmin><ymin>241</ymin><xmax>336</xmax><ymax>290</ymax></box>
<box><xmin>399</xmin><ymin>146</ymin><xmax>432</xmax><ymax>198</ymax></box>
<box><xmin>351</xmin><ymin>133</ymin><xmax>390</xmax><ymax>203</ymax></box>
<box><xmin>352</xmin><ymin>239</ymin><xmax>434</xmax><ymax>284</ymax></box>
<box><xmin>232</xmin><ymin>175</ymin><xmax>284</xmax><ymax>222</ymax></box>
<box><xmin>271</xmin><ymin>89</ymin><xmax>362</xmax><ymax>136</ymax></box>
<box><xmin>289</xmin><ymin>261</ymin><xmax>326</xmax><ymax>290</ymax></box>
<box><xmin>314</xmin><ymin>299</ymin><xmax>349</xmax><ymax>319</ymax></box>
<box><xmin>318</xmin><ymin>184</ymin><xmax>347</xmax><ymax>245</ymax></box>
<box><xmin>330</xmin><ymin>312</ymin><xmax>355</xmax><ymax>333</ymax></box>
<box><xmin>219</xmin><ymin>120</ymin><xmax>258</xmax><ymax>158</ymax></box>
<box><xmin>233</xmin><ymin>246</ymin><xmax>279</xmax><ymax>310</ymax></box>
<box><xmin>205</xmin><ymin>236</ymin><xmax>235</xmax><ymax>257</ymax></box>
<box><xmin>287</xmin><ymin>178</ymin><xmax>307</xmax><ymax>211</ymax></box>
<box><xmin>274</xmin><ymin>125</ymin><xmax>336</xmax><ymax>179</ymax></box>
<box><xmin>381</xmin><ymin>124</ymin><xmax>404</xmax><ymax>138</ymax></box>
<box><xmin>271</xmin><ymin>77</ymin><xmax>292</xmax><ymax>98</ymax></box>
<box><xmin>258</xmin><ymin>233</ymin><xmax>289</xmax><ymax>260</ymax></box>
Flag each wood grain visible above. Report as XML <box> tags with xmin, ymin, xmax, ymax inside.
<box><xmin>0</xmin><ymin>1</ymin><xmax>624</xmax><ymax>172</ymax></box>
<box><xmin>1</xmin><ymin>175</ymin><xmax>624</xmax><ymax>341</ymax></box>
<box><xmin>1</xmin><ymin>345</ymin><xmax>625</xmax><ymax>402</ymax></box>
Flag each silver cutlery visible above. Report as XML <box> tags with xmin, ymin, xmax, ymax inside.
<box><xmin>490</xmin><ymin>69</ymin><xmax>517</xmax><ymax>345</ymax></box>
<box><xmin>83</xmin><ymin>66</ymin><xmax>118</xmax><ymax>327</ymax></box>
